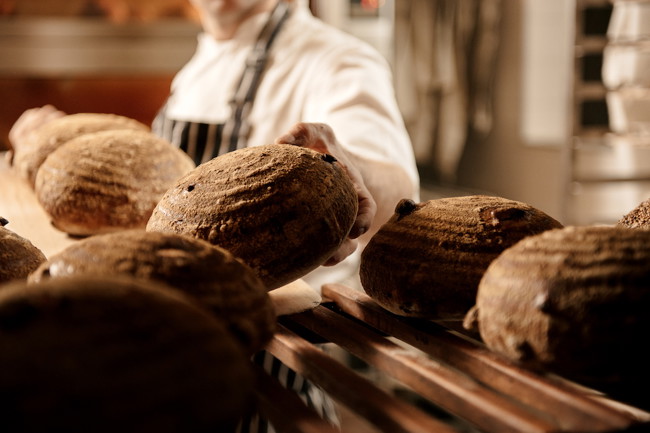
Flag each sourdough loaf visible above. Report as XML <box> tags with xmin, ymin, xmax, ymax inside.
<box><xmin>360</xmin><ymin>195</ymin><xmax>563</xmax><ymax>319</ymax></box>
<box><xmin>29</xmin><ymin>229</ymin><xmax>275</xmax><ymax>355</ymax></box>
<box><xmin>464</xmin><ymin>225</ymin><xmax>650</xmax><ymax>391</ymax></box>
<box><xmin>0</xmin><ymin>275</ymin><xmax>252</xmax><ymax>433</ymax></box>
<box><xmin>0</xmin><ymin>216</ymin><xmax>46</xmax><ymax>283</ymax></box>
<box><xmin>34</xmin><ymin>129</ymin><xmax>194</xmax><ymax>236</ymax></box>
<box><xmin>146</xmin><ymin>143</ymin><xmax>358</xmax><ymax>290</ymax></box>
<box><xmin>12</xmin><ymin>112</ymin><xmax>149</xmax><ymax>187</ymax></box>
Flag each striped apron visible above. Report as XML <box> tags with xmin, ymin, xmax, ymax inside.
<box><xmin>152</xmin><ymin>2</ymin><xmax>339</xmax><ymax>432</ymax></box>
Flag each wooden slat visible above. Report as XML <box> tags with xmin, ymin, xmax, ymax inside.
<box><xmin>266</xmin><ymin>325</ymin><xmax>463</xmax><ymax>433</ymax></box>
<box><xmin>321</xmin><ymin>283</ymin><xmax>650</xmax><ymax>433</ymax></box>
<box><xmin>252</xmin><ymin>365</ymin><xmax>339</xmax><ymax>433</ymax></box>
<box><xmin>283</xmin><ymin>307</ymin><xmax>558</xmax><ymax>433</ymax></box>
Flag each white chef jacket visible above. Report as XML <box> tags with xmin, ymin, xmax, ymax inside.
<box><xmin>163</xmin><ymin>2</ymin><xmax>419</xmax><ymax>290</ymax></box>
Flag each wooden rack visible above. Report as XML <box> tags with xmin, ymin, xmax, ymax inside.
<box><xmin>256</xmin><ymin>283</ymin><xmax>650</xmax><ymax>433</ymax></box>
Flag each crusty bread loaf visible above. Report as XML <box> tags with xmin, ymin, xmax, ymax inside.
<box><xmin>464</xmin><ymin>225</ymin><xmax>650</xmax><ymax>391</ymax></box>
<box><xmin>147</xmin><ymin>143</ymin><xmax>358</xmax><ymax>290</ymax></box>
<box><xmin>29</xmin><ymin>229</ymin><xmax>275</xmax><ymax>355</ymax></box>
<box><xmin>360</xmin><ymin>195</ymin><xmax>563</xmax><ymax>319</ymax></box>
<box><xmin>34</xmin><ymin>129</ymin><xmax>195</xmax><ymax>237</ymax></box>
<box><xmin>0</xmin><ymin>216</ymin><xmax>46</xmax><ymax>283</ymax></box>
<box><xmin>0</xmin><ymin>275</ymin><xmax>252</xmax><ymax>433</ymax></box>
<box><xmin>12</xmin><ymin>113</ymin><xmax>149</xmax><ymax>187</ymax></box>
<box><xmin>618</xmin><ymin>198</ymin><xmax>650</xmax><ymax>229</ymax></box>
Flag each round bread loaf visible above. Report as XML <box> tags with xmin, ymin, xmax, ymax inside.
<box><xmin>29</xmin><ymin>229</ymin><xmax>275</xmax><ymax>355</ymax></box>
<box><xmin>146</xmin><ymin>143</ymin><xmax>358</xmax><ymax>290</ymax></box>
<box><xmin>12</xmin><ymin>112</ymin><xmax>149</xmax><ymax>187</ymax></box>
<box><xmin>360</xmin><ymin>195</ymin><xmax>563</xmax><ymax>319</ymax></box>
<box><xmin>34</xmin><ymin>129</ymin><xmax>195</xmax><ymax>237</ymax></box>
<box><xmin>617</xmin><ymin>198</ymin><xmax>650</xmax><ymax>229</ymax></box>
<box><xmin>0</xmin><ymin>275</ymin><xmax>253</xmax><ymax>433</ymax></box>
<box><xmin>464</xmin><ymin>225</ymin><xmax>650</xmax><ymax>391</ymax></box>
<box><xmin>0</xmin><ymin>217</ymin><xmax>47</xmax><ymax>283</ymax></box>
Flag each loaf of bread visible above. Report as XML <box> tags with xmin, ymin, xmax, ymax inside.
<box><xmin>29</xmin><ymin>229</ymin><xmax>275</xmax><ymax>355</ymax></box>
<box><xmin>0</xmin><ymin>216</ymin><xmax>46</xmax><ymax>283</ymax></box>
<box><xmin>360</xmin><ymin>195</ymin><xmax>563</xmax><ymax>319</ymax></box>
<box><xmin>0</xmin><ymin>275</ymin><xmax>253</xmax><ymax>433</ymax></box>
<box><xmin>34</xmin><ymin>129</ymin><xmax>195</xmax><ymax>236</ymax></box>
<box><xmin>12</xmin><ymin>112</ymin><xmax>149</xmax><ymax>187</ymax></box>
<box><xmin>464</xmin><ymin>225</ymin><xmax>650</xmax><ymax>392</ymax></box>
<box><xmin>147</xmin><ymin>143</ymin><xmax>358</xmax><ymax>290</ymax></box>
<box><xmin>618</xmin><ymin>198</ymin><xmax>650</xmax><ymax>229</ymax></box>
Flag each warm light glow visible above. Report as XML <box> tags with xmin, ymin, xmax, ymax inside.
<box><xmin>360</xmin><ymin>0</ymin><xmax>384</xmax><ymax>10</ymax></box>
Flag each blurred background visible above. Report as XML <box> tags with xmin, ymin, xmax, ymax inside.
<box><xmin>1</xmin><ymin>0</ymin><xmax>648</xmax><ymax>227</ymax></box>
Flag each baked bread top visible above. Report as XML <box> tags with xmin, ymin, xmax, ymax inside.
<box><xmin>0</xmin><ymin>216</ymin><xmax>46</xmax><ymax>283</ymax></box>
<box><xmin>29</xmin><ymin>229</ymin><xmax>275</xmax><ymax>355</ymax></box>
<box><xmin>12</xmin><ymin>112</ymin><xmax>149</xmax><ymax>187</ymax></box>
<box><xmin>147</xmin><ymin>143</ymin><xmax>358</xmax><ymax>290</ymax></box>
<box><xmin>35</xmin><ymin>129</ymin><xmax>195</xmax><ymax>236</ymax></box>
<box><xmin>0</xmin><ymin>275</ymin><xmax>253</xmax><ymax>432</ymax></box>
<box><xmin>360</xmin><ymin>195</ymin><xmax>564</xmax><ymax>319</ymax></box>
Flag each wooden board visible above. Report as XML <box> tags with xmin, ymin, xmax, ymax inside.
<box><xmin>0</xmin><ymin>152</ymin><xmax>76</xmax><ymax>257</ymax></box>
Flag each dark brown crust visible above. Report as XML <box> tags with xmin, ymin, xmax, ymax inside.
<box><xmin>29</xmin><ymin>229</ymin><xmax>275</xmax><ymax>355</ymax></box>
<box><xmin>146</xmin><ymin>143</ymin><xmax>358</xmax><ymax>290</ymax></box>
<box><xmin>0</xmin><ymin>275</ymin><xmax>252</xmax><ymax>432</ymax></box>
<box><xmin>360</xmin><ymin>195</ymin><xmax>563</xmax><ymax>319</ymax></box>
<box><xmin>34</xmin><ymin>129</ymin><xmax>195</xmax><ymax>236</ymax></box>
<box><xmin>471</xmin><ymin>225</ymin><xmax>650</xmax><ymax>387</ymax></box>
<box><xmin>12</xmin><ymin>113</ymin><xmax>149</xmax><ymax>187</ymax></box>
<box><xmin>0</xmin><ymin>218</ymin><xmax>47</xmax><ymax>283</ymax></box>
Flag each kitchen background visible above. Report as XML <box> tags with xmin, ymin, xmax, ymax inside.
<box><xmin>1</xmin><ymin>0</ymin><xmax>648</xmax><ymax>227</ymax></box>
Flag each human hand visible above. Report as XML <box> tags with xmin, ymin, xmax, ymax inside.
<box><xmin>8</xmin><ymin>105</ymin><xmax>66</xmax><ymax>153</ymax></box>
<box><xmin>274</xmin><ymin>122</ymin><xmax>377</xmax><ymax>266</ymax></box>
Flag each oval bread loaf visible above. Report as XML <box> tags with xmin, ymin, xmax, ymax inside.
<box><xmin>0</xmin><ymin>275</ymin><xmax>253</xmax><ymax>433</ymax></box>
<box><xmin>464</xmin><ymin>225</ymin><xmax>650</xmax><ymax>393</ymax></box>
<box><xmin>146</xmin><ymin>143</ymin><xmax>358</xmax><ymax>290</ymax></box>
<box><xmin>360</xmin><ymin>195</ymin><xmax>563</xmax><ymax>319</ymax></box>
<box><xmin>35</xmin><ymin>129</ymin><xmax>195</xmax><ymax>236</ymax></box>
<box><xmin>29</xmin><ymin>229</ymin><xmax>275</xmax><ymax>355</ymax></box>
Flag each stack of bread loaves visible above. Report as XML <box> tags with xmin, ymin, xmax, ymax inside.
<box><xmin>11</xmin><ymin>113</ymin><xmax>195</xmax><ymax>236</ymax></box>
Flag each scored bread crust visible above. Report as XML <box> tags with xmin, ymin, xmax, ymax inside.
<box><xmin>0</xmin><ymin>275</ymin><xmax>253</xmax><ymax>432</ymax></box>
<box><xmin>467</xmin><ymin>225</ymin><xmax>650</xmax><ymax>387</ymax></box>
<box><xmin>360</xmin><ymin>195</ymin><xmax>563</xmax><ymax>320</ymax></box>
<box><xmin>0</xmin><ymin>217</ymin><xmax>46</xmax><ymax>283</ymax></box>
<box><xmin>12</xmin><ymin>113</ymin><xmax>149</xmax><ymax>187</ymax></box>
<box><xmin>146</xmin><ymin>143</ymin><xmax>358</xmax><ymax>290</ymax></box>
<box><xmin>29</xmin><ymin>229</ymin><xmax>275</xmax><ymax>355</ymax></box>
<box><xmin>34</xmin><ymin>129</ymin><xmax>195</xmax><ymax>237</ymax></box>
